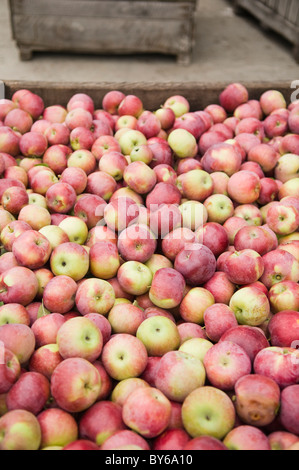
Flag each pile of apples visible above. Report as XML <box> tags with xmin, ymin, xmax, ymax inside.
<box><xmin>0</xmin><ymin>83</ymin><xmax>298</xmax><ymax>451</ymax></box>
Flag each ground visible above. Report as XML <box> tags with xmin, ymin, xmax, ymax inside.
<box><xmin>0</xmin><ymin>0</ymin><xmax>298</xmax><ymax>83</ymax></box>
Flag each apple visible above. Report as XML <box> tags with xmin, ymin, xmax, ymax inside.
<box><xmin>145</xmin><ymin>253</ymin><xmax>173</xmax><ymax>276</ymax></box>
<box><xmin>154</xmin><ymin>350</ymin><xmax>206</xmax><ymax>402</ymax></box>
<box><xmin>203</xmin><ymin>304</ymin><xmax>238</xmax><ymax>343</ymax></box>
<box><xmin>86</xmin><ymin>225</ymin><xmax>117</xmax><ymax>248</ymax></box>
<box><xmin>268</xmin><ymin>309</ymin><xmax>299</xmax><ymax>348</ymax></box>
<box><xmin>162</xmin><ymin>227</ymin><xmax>195</xmax><ymax>261</ymax></box>
<box><xmin>89</xmin><ymin>241</ymin><xmax>120</xmax><ymax>279</ymax></box>
<box><xmin>152</xmin><ymin>429</ymin><xmax>191</xmax><ymax>451</ymax></box>
<box><xmin>0</xmin><ymin>252</ymin><xmax>19</xmax><ymax>275</ymax></box>
<box><xmin>57</xmin><ymin>216</ymin><xmax>88</xmax><ymax>245</ymax></box>
<box><xmin>269</xmin><ymin>282</ymin><xmax>299</xmax><ymax>314</ymax></box>
<box><xmin>6</xmin><ymin>371</ymin><xmax>50</xmax><ymax>415</ymax></box>
<box><xmin>247</xmin><ymin>143</ymin><xmax>280</xmax><ymax>173</ymax></box>
<box><xmin>0</xmin><ymin>323</ymin><xmax>35</xmax><ymax>364</ymax></box>
<box><xmin>176</xmin><ymin>169</ymin><xmax>214</xmax><ymax>202</ymax></box>
<box><xmin>46</xmin><ymin>182</ymin><xmax>77</xmax><ymax>214</ymax></box>
<box><xmin>253</xmin><ymin>346</ymin><xmax>299</xmax><ymax>389</ymax></box>
<box><xmin>108</xmin><ymin>303</ymin><xmax>146</xmax><ymax>336</ymax></box>
<box><xmin>178</xmin><ymin>337</ymin><xmax>213</xmax><ymax>362</ymax></box>
<box><xmin>146</xmin><ymin>182</ymin><xmax>181</xmax><ymax>208</ymax></box>
<box><xmin>233</xmin><ymin>225</ymin><xmax>273</xmax><ymax>256</ymax></box>
<box><xmin>219</xmin><ymin>325</ymin><xmax>269</xmax><ymax>362</ymax></box>
<box><xmin>98</xmin><ymin>151</ymin><xmax>128</xmax><ymax>181</ymax></box>
<box><xmin>101</xmin><ymin>333</ymin><xmax>148</xmax><ymax>381</ymax></box>
<box><xmin>268</xmin><ymin>431</ymin><xmax>299</xmax><ymax>451</ymax></box>
<box><xmin>204</xmin><ymin>104</ymin><xmax>227</xmax><ymax>124</ymax></box>
<box><xmin>219</xmin><ymin>83</ymin><xmax>249</xmax><ymax>112</ymax></box>
<box><xmin>234</xmin><ymin>204</ymin><xmax>263</xmax><ymax>227</ymax></box>
<box><xmin>39</xmin><ymin>225</ymin><xmax>70</xmax><ymax>250</ymax></box>
<box><xmin>278</xmin><ymin>177</ymin><xmax>299</xmax><ymax>199</ymax></box>
<box><xmin>234</xmin><ymin>374</ymin><xmax>281</xmax><ymax>427</ymax></box>
<box><xmin>196</xmin><ymin>222</ymin><xmax>229</xmax><ymax>258</ymax></box>
<box><xmin>122</xmin><ymin>386</ymin><xmax>171</xmax><ymax>439</ymax></box>
<box><xmin>74</xmin><ymin>193</ymin><xmax>107</xmax><ymax>229</ymax></box>
<box><xmin>0</xmin><ymin>208</ymin><xmax>15</xmax><ymax>231</ymax></box>
<box><xmin>148</xmin><ymin>140</ymin><xmax>173</xmax><ymax>168</ymax></box>
<box><xmin>67</xmin><ymin>149</ymin><xmax>96</xmax><ymax>174</ymax></box>
<box><xmin>0</xmin><ymin>409</ymin><xmax>41</xmax><ymax>450</ymax></box>
<box><xmin>37</xmin><ymin>408</ymin><xmax>78</xmax><ymax>449</ymax></box>
<box><xmin>183</xmin><ymin>436</ymin><xmax>228</xmax><ymax>451</ymax></box>
<box><xmin>0</xmin><ymin>266</ymin><xmax>39</xmax><ymax>307</ymax></box>
<box><xmin>229</xmin><ymin>286</ymin><xmax>270</xmax><ymax>326</ymax></box>
<box><xmin>275</xmin><ymin>153</ymin><xmax>299</xmax><ymax>183</ymax></box>
<box><xmin>136</xmin><ymin>316</ymin><xmax>180</xmax><ymax>357</ymax></box>
<box><xmin>86</xmin><ymin>171</ymin><xmax>117</xmax><ymax>201</ymax></box>
<box><xmin>163</xmin><ymin>95</ymin><xmax>190</xmax><ymax>118</ymax></box>
<box><xmin>174</xmin><ymin>243</ymin><xmax>217</xmax><ymax>286</ymax></box>
<box><xmin>123</xmin><ymin>161</ymin><xmax>157</xmax><ymax>194</ymax></box>
<box><xmin>149</xmin><ymin>203</ymin><xmax>182</xmax><ymax>239</ymax></box>
<box><xmin>201</xmin><ymin>142</ymin><xmax>242</xmax><ymax>176</ymax></box>
<box><xmin>279</xmin><ymin>385</ymin><xmax>299</xmax><ymax>435</ymax></box>
<box><xmin>29</xmin><ymin>344</ymin><xmax>63</xmax><ymax>379</ymax></box>
<box><xmin>181</xmin><ymin>386</ymin><xmax>235</xmax><ymax>440</ymax></box>
<box><xmin>149</xmin><ymin>267</ymin><xmax>185</xmax><ymax>310</ymax></box>
<box><xmin>100</xmin><ymin>429</ymin><xmax>150</xmax><ymax>451</ymax></box>
<box><xmin>117</xmin><ymin>260</ymin><xmax>152</xmax><ymax>297</ymax></box>
<box><xmin>137</xmin><ymin>110</ymin><xmax>161</xmax><ymax>139</ymax></box>
<box><xmin>30</xmin><ymin>169</ymin><xmax>58</xmax><ymax>196</ymax></box>
<box><xmin>0</xmin><ymin>303</ymin><xmax>30</xmax><ymax>326</ymax></box>
<box><xmin>0</xmin><ymin>347</ymin><xmax>21</xmax><ymax>394</ymax></box>
<box><xmin>223</xmin><ymin>425</ymin><xmax>271</xmax><ymax>450</ymax></box>
<box><xmin>179</xmin><ymin>287</ymin><xmax>214</xmax><ymax>325</ymax></box>
<box><xmin>228</xmin><ymin>170</ymin><xmax>261</xmax><ymax>204</ymax></box>
<box><xmin>110</xmin><ymin>377</ymin><xmax>150</xmax><ymax>408</ymax></box>
<box><xmin>176</xmin><ymin>158</ymin><xmax>202</xmax><ymax>176</ymax></box>
<box><xmin>104</xmin><ymin>196</ymin><xmax>140</xmax><ymax>233</ymax></box>
<box><xmin>222</xmin><ymin>249</ymin><xmax>264</xmax><ymax>285</ymax></box>
<box><xmin>0</xmin><ymin>127</ymin><xmax>20</xmax><ymax>156</ymax></box>
<box><xmin>4</xmin><ymin>165</ymin><xmax>28</xmax><ymax>188</ymax></box>
<box><xmin>203</xmin><ymin>271</ymin><xmax>236</xmax><ymax>305</ymax></box>
<box><xmin>13</xmin><ymin>89</ymin><xmax>44</xmax><ymax>120</ymax></box>
<box><xmin>11</xmin><ymin>229</ymin><xmax>51</xmax><ymax>270</ymax></box>
<box><xmin>31</xmin><ymin>313</ymin><xmax>65</xmax><ymax>347</ymax></box>
<box><xmin>75</xmin><ymin>277</ymin><xmax>115</xmax><ymax>316</ymax></box>
<box><xmin>260</xmin><ymin>248</ymin><xmax>299</xmax><ymax>288</ymax></box>
<box><xmin>167</xmin><ymin>129</ymin><xmax>197</xmax><ymax>159</ymax></box>
<box><xmin>260</xmin><ymin>90</ymin><xmax>287</xmax><ymax>115</ymax></box>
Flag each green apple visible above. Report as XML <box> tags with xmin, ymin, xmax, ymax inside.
<box><xmin>136</xmin><ymin>316</ymin><xmax>180</xmax><ymax>357</ymax></box>
<box><xmin>58</xmin><ymin>216</ymin><xmax>88</xmax><ymax>245</ymax></box>
<box><xmin>179</xmin><ymin>337</ymin><xmax>214</xmax><ymax>362</ymax></box>
<box><xmin>39</xmin><ymin>224</ymin><xmax>70</xmax><ymax>249</ymax></box>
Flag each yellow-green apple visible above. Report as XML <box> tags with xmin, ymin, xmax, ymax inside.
<box><xmin>57</xmin><ymin>216</ymin><xmax>88</xmax><ymax>245</ymax></box>
<box><xmin>122</xmin><ymin>386</ymin><xmax>171</xmax><ymax>439</ymax></box>
<box><xmin>179</xmin><ymin>287</ymin><xmax>214</xmax><ymax>325</ymax></box>
<box><xmin>176</xmin><ymin>169</ymin><xmax>214</xmax><ymax>202</ymax></box>
<box><xmin>75</xmin><ymin>277</ymin><xmax>115</xmax><ymax>316</ymax></box>
<box><xmin>0</xmin><ymin>303</ymin><xmax>30</xmax><ymax>326</ymax></box>
<box><xmin>203</xmin><ymin>271</ymin><xmax>236</xmax><ymax>305</ymax></box>
<box><xmin>123</xmin><ymin>161</ymin><xmax>157</xmax><ymax>194</ymax></box>
<box><xmin>89</xmin><ymin>240</ymin><xmax>120</xmax><ymax>279</ymax></box>
<box><xmin>29</xmin><ymin>344</ymin><xmax>63</xmax><ymax>379</ymax></box>
<box><xmin>31</xmin><ymin>313</ymin><xmax>65</xmax><ymax>347</ymax></box>
<box><xmin>179</xmin><ymin>200</ymin><xmax>208</xmax><ymax>231</ymax></box>
<box><xmin>130</xmin><ymin>143</ymin><xmax>153</xmax><ymax>165</ymax></box>
<box><xmin>110</xmin><ymin>377</ymin><xmax>150</xmax><ymax>407</ymax></box>
<box><xmin>0</xmin><ymin>266</ymin><xmax>38</xmax><ymax>306</ymax></box>
<box><xmin>201</xmin><ymin>142</ymin><xmax>242</xmax><ymax>176</ymax></box>
<box><xmin>268</xmin><ymin>309</ymin><xmax>299</xmax><ymax>347</ymax></box>
<box><xmin>279</xmin><ymin>385</ymin><xmax>299</xmax><ymax>435</ymax></box>
<box><xmin>56</xmin><ymin>316</ymin><xmax>103</xmax><ymax>362</ymax></box>
<box><xmin>168</xmin><ymin>129</ymin><xmax>197</xmax><ymax>159</ymax></box>
<box><xmin>0</xmin><ymin>347</ymin><xmax>21</xmax><ymax>393</ymax></box>
<box><xmin>178</xmin><ymin>336</ymin><xmax>213</xmax><ymax>361</ymax></box>
<box><xmin>1</xmin><ymin>186</ymin><xmax>28</xmax><ymax>215</ymax></box>
<box><xmin>219</xmin><ymin>83</ymin><xmax>249</xmax><ymax>113</ymax></box>
<box><xmin>0</xmin><ymin>409</ymin><xmax>41</xmax><ymax>450</ymax></box>
<box><xmin>181</xmin><ymin>386</ymin><xmax>235</xmax><ymax>440</ymax></box>
<box><xmin>19</xmin><ymin>204</ymin><xmax>52</xmax><ymax>231</ymax></box>
<box><xmin>234</xmin><ymin>374</ymin><xmax>280</xmax><ymax>427</ymax></box>
<box><xmin>6</xmin><ymin>371</ymin><xmax>50</xmax><ymax>415</ymax></box>
<box><xmin>268</xmin><ymin>431</ymin><xmax>299</xmax><ymax>451</ymax></box>
<box><xmin>118</xmin><ymin>129</ymin><xmax>147</xmax><ymax>155</ymax></box>
<box><xmin>152</xmin><ymin>428</ymin><xmax>191</xmax><ymax>451</ymax></box>
<box><xmin>248</xmin><ymin>143</ymin><xmax>280</xmax><ymax>172</ymax></box>
<box><xmin>50</xmin><ymin>242</ymin><xmax>89</xmax><ymax>281</ymax></box>
<box><xmin>46</xmin><ymin>182</ymin><xmax>77</xmax><ymax>214</ymax></box>
<box><xmin>228</xmin><ymin>170</ymin><xmax>261</xmax><ymax>204</ymax></box>
<box><xmin>223</xmin><ymin>425</ymin><xmax>271</xmax><ymax>450</ymax></box>
<box><xmin>39</xmin><ymin>225</ymin><xmax>69</xmax><ymax>250</ymax></box>
<box><xmin>79</xmin><ymin>400</ymin><xmax>126</xmax><ymax>446</ymax></box>
<box><xmin>260</xmin><ymin>248</ymin><xmax>299</xmax><ymax>288</ymax></box>
<box><xmin>195</xmin><ymin>222</ymin><xmax>229</xmax><ymax>257</ymax></box>
<box><xmin>203</xmin><ymin>304</ymin><xmax>238</xmax><ymax>343</ymax></box>
<box><xmin>67</xmin><ymin>149</ymin><xmax>96</xmax><ymax>174</ymax></box>
<box><xmin>253</xmin><ymin>346</ymin><xmax>299</xmax><ymax>388</ymax></box>
<box><xmin>100</xmin><ymin>429</ymin><xmax>150</xmax><ymax>451</ymax></box>
<box><xmin>161</xmin><ymin>227</ymin><xmax>195</xmax><ymax>261</ymax></box>
<box><xmin>117</xmin><ymin>223</ymin><xmax>157</xmax><ymax>263</ymax></box>
<box><xmin>203</xmin><ymin>341</ymin><xmax>251</xmax><ymax>391</ymax></box>
<box><xmin>229</xmin><ymin>286</ymin><xmax>270</xmax><ymax>326</ymax></box>
<box><xmin>98</xmin><ymin>151</ymin><xmax>128</xmax><ymax>181</ymax></box>
<box><xmin>154</xmin><ymin>351</ymin><xmax>206</xmax><ymax>402</ymax></box>
<box><xmin>145</xmin><ymin>253</ymin><xmax>173</xmax><ymax>276</ymax></box>
<box><xmin>115</xmin><ymin>114</ymin><xmax>138</xmax><ymax>131</ymax></box>
<box><xmin>101</xmin><ymin>333</ymin><xmax>148</xmax><ymax>381</ymax></box>
<box><xmin>222</xmin><ymin>249</ymin><xmax>264</xmax><ymax>285</ymax></box>
<box><xmin>108</xmin><ymin>303</ymin><xmax>146</xmax><ymax>335</ymax></box>
<box><xmin>163</xmin><ymin>95</ymin><xmax>190</xmax><ymax>118</ymax></box>
<box><xmin>260</xmin><ymin>89</ymin><xmax>287</xmax><ymax>115</ymax></box>
<box><xmin>136</xmin><ymin>316</ymin><xmax>180</xmax><ymax>357</ymax></box>
<box><xmin>37</xmin><ymin>408</ymin><xmax>78</xmax><ymax>449</ymax></box>
<box><xmin>50</xmin><ymin>357</ymin><xmax>101</xmax><ymax>413</ymax></box>
<box><xmin>149</xmin><ymin>267</ymin><xmax>185</xmax><ymax>309</ymax></box>
<box><xmin>269</xmin><ymin>281</ymin><xmax>299</xmax><ymax>313</ymax></box>
<box><xmin>0</xmin><ymin>127</ymin><xmax>20</xmax><ymax>156</ymax></box>
<box><xmin>174</xmin><ymin>243</ymin><xmax>217</xmax><ymax>286</ymax></box>
<box><xmin>42</xmin><ymin>275</ymin><xmax>77</xmax><ymax>314</ymax></box>
<box><xmin>183</xmin><ymin>436</ymin><xmax>228</xmax><ymax>451</ymax></box>
<box><xmin>234</xmin><ymin>203</ymin><xmax>263</xmax><ymax>226</ymax></box>
<box><xmin>74</xmin><ymin>193</ymin><xmax>107</xmax><ymax>229</ymax></box>
<box><xmin>219</xmin><ymin>325</ymin><xmax>269</xmax><ymax>362</ymax></box>
<box><xmin>117</xmin><ymin>260</ymin><xmax>152</xmax><ymax>296</ymax></box>
<box><xmin>28</xmin><ymin>193</ymin><xmax>48</xmax><ymax>209</ymax></box>
<box><xmin>12</xmin><ymin>229</ymin><xmax>51</xmax><ymax>270</ymax></box>
<box><xmin>0</xmin><ymin>323</ymin><xmax>35</xmax><ymax>364</ymax></box>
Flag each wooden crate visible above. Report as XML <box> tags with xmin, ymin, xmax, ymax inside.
<box><xmin>234</xmin><ymin>0</ymin><xmax>299</xmax><ymax>62</ymax></box>
<box><xmin>3</xmin><ymin>80</ymin><xmax>293</xmax><ymax>111</ymax></box>
<box><xmin>8</xmin><ymin>0</ymin><xmax>197</xmax><ymax>65</ymax></box>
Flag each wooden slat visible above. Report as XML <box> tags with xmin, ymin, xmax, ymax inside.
<box><xmin>3</xmin><ymin>80</ymin><xmax>293</xmax><ymax>111</ymax></box>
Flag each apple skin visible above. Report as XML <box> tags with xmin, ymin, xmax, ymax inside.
<box><xmin>269</xmin><ymin>281</ymin><xmax>299</xmax><ymax>313</ymax></box>
<box><xmin>204</xmin><ymin>304</ymin><xmax>238</xmax><ymax>343</ymax></box>
<box><xmin>195</xmin><ymin>222</ymin><xmax>229</xmax><ymax>258</ymax></box>
<box><xmin>279</xmin><ymin>385</ymin><xmax>299</xmax><ymax>435</ymax></box>
<box><xmin>117</xmin><ymin>260</ymin><xmax>152</xmax><ymax>297</ymax></box>
<box><xmin>0</xmin><ymin>409</ymin><xmax>41</xmax><ymax>450</ymax></box>
<box><xmin>0</xmin><ymin>347</ymin><xmax>21</xmax><ymax>394</ymax></box>
<box><xmin>117</xmin><ymin>223</ymin><xmax>157</xmax><ymax>264</ymax></box>
<box><xmin>176</xmin><ymin>169</ymin><xmax>214</xmax><ymax>202</ymax></box>
<box><xmin>122</xmin><ymin>386</ymin><xmax>171</xmax><ymax>439</ymax></box>
<box><xmin>50</xmin><ymin>357</ymin><xmax>101</xmax><ymax>413</ymax></box>
<box><xmin>234</xmin><ymin>203</ymin><xmax>263</xmax><ymax>227</ymax></box>
<box><xmin>253</xmin><ymin>346</ymin><xmax>299</xmax><ymax>389</ymax></box>
<box><xmin>12</xmin><ymin>229</ymin><xmax>51</xmax><ymax>270</ymax></box>
<box><xmin>201</xmin><ymin>142</ymin><xmax>242</xmax><ymax>176</ymax></box>
<box><xmin>0</xmin><ymin>303</ymin><xmax>30</xmax><ymax>326</ymax></box>
<box><xmin>100</xmin><ymin>429</ymin><xmax>150</xmax><ymax>451</ymax></box>
<box><xmin>183</xmin><ymin>436</ymin><xmax>228</xmax><ymax>451</ymax></box>
<box><xmin>222</xmin><ymin>249</ymin><xmax>264</xmax><ymax>285</ymax></box>
<box><xmin>29</xmin><ymin>344</ymin><xmax>63</xmax><ymax>379</ymax></box>
<box><xmin>0</xmin><ymin>252</ymin><xmax>19</xmax><ymax>275</ymax></box>
<box><xmin>146</xmin><ymin>182</ymin><xmax>181</xmax><ymax>208</ymax></box>
<box><xmin>234</xmin><ymin>374</ymin><xmax>280</xmax><ymax>427</ymax></box>
<box><xmin>163</xmin><ymin>95</ymin><xmax>190</xmax><ymax>118</ymax></box>
<box><xmin>174</xmin><ymin>243</ymin><xmax>217</xmax><ymax>286</ymax></box>
<box><xmin>19</xmin><ymin>131</ymin><xmax>48</xmax><ymax>158</ymax></box>
<box><xmin>161</xmin><ymin>227</ymin><xmax>195</xmax><ymax>261</ymax></box>
<box><xmin>219</xmin><ymin>325</ymin><xmax>270</xmax><ymax>362</ymax></box>
<box><xmin>0</xmin><ymin>266</ymin><xmax>39</xmax><ymax>307</ymax></box>
<box><xmin>136</xmin><ymin>316</ymin><xmax>180</xmax><ymax>357</ymax></box>
<box><xmin>149</xmin><ymin>267</ymin><xmax>185</xmax><ymax>310</ymax></box>
<box><xmin>75</xmin><ymin>277</ymin><xmax>115</xmax><ymax>316</ymax></box>
<box><xmin>260</xmin><ymin>90</ymin><xmax>287</xmax><ymax>116</ymax></box>
<box><xmin>31</xmin><ymin>313</ymin><xmax>65</xmax><ymax>347</ymax></box>
<box><xmin>268</xmin><ymin>431</ymin><xmax>299</xmax><ymax>450</ymax></box>
<box><xmin>111</xmin><ymin>377</ymin><xmax>150</xmax><ymax>407</ymax></box>
<box><xmin>229</xmin><ymin>286</ymin><xmax>270</xmax><ymax>327</ymax></box>
<box><xmin>152</xmin><ymin>429</ymin><xmax>190</xmax><ymax>451</ymax></box>
<box><xmin>203</xmin><ymin>271</ymin><xmax>236</xmax><ymax>305</ymax></box>
<box><xmin>108</xmin><ymin>303</ymin><xmax>146</xmax><ymax>336</ymax></box>
<box><xmin>0</xmin><ymin>127</ymin><xmax>20</xmax><ymax>156</ymax></box>
<box><xmin>223</xmin><ymin>425</ymin><xmax>271</xmax><ymax>451</ymax></box>
<box><xmin>1</xmin><ymin>219</ymin><xmax>32</xmax><ymax>251</ymax></box>
<box><xmin>14</xmin><ymin>89</ymin><xmax>45</xmax><ymax>120</ymax></box>
<box><xmin>260</xmin><ymin>249</ymin><xmax>299</xmax><ymax>289</ymax></box>
<box><xmin>74</xmin><ymin>193</ymin><xmax>106</xmax><ymax>229</ymax></box>
<box><xmin>248</xmin><ymin>143</ymin><xmax>280</xmax><ymax>173</ymax></box>
<box><xmin>228</xmin><ymin>170</ymin><xmax>261</xmax><ymax>205</ymax></box>
<box><xmin>154</xmin><ymin>351</ymin><xmax>206</xmax><ymax>402</ymax></box>
<box><xmin>6</xmin><ymin>371</ymin><xmax>50</xmax><ymax>415</ymax></box>
<box><xmin>179</xmin><ymin>287</ymin><xmax>215</xmax><ymax>325</ymax></box>
<box><xmin>50</xmin><ymin>242</ymin><xmax>90</xmax><ymax>282</ymax></box>
<box><xmin>89</xmin><ymin>240</ymin><xmax>120</xmax><ymax>280</ymax></box>
<box><xmin>37</xmin><ymin>408</ymin><xmax>78</xmax><ymax>449</ymax></box>
<box><xmin>234</xmin><ymin>225</ymin><xmax>275</xmax><ymax>256</ymax></box>
<box><xmin>101</xmin><ymin>333</ymin><xmax>148</xmax><ymax>381</ymax></box>
<box><xmin>181</xmin><ymin>386</ymin><xmax>235</xmax><ymax>440</ymax></box>
<box><xmin>219</xmin><ymin>83</ymin><xmax>249</xmax><ymax>113</ymax></box>
<box><xmin>1</xmin><ymin>185</ymin><xmax>29</xmax><ymax>215</ymax></box>
<box><xmin>268</xmin><ymin>310</ymin><xmax>299</xmax><ymax>348</ymax></box>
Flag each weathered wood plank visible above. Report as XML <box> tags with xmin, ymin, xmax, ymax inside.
<box><xmin>3</xmin><ymin>80</ymin><xmax>293</xmax><ymax>111</ymax></box>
